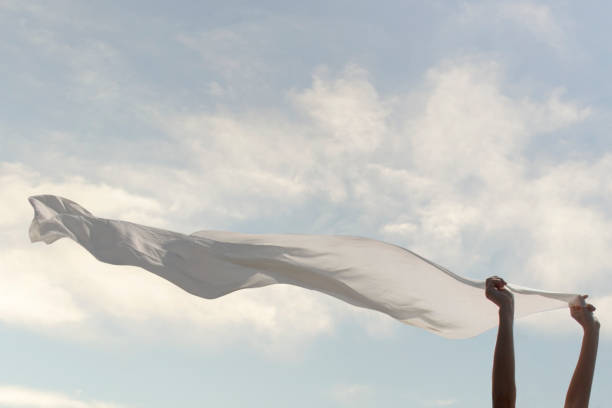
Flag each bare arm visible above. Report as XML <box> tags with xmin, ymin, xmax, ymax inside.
<box><xmin>564</xmin><ymin>296</ymin><xmax>600</xmax><ymax>408</ymax></box>
<box><xmin>486</xmin><ymin>276</ymin><xmax>516</xmax><ymax>408</ymax></box>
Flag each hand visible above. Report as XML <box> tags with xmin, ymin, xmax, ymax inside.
<box><xmin>570</xmin><ymin>295</ymin><xmax>600</xmax><ymax>332</ymax></box>
<box><xmin>486</xmin><ymin>276</ymin><xmax>514</xmax><ymax>313</ymax></box>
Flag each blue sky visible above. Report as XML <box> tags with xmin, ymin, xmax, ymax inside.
<box><xmin>1</xmin><ymin>1</ymin><xmax>611</xmax><ymax>407</ymax></box>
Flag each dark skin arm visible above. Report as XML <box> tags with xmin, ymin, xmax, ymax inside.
<box><xmin>486</xmin><ymin>276</ymin><xmax>516</xmax><ymax>408</ymax></box>
<box><xmin>486</xmin><ymin>277</ymin><xmax>600</xmax><ymax>408</ymax></box>
<box><xmin>564</xmin><ymin>295</ymin><xmax>600</xmax><ymax>408</ymax></box>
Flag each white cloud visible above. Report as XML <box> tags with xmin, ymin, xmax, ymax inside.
<box><xmin>0</xmin><ymin>163</ymin><xmax>342</xmax><ymax>356</ymax></box>
<box><xmin>381</xmin><ymin>221</ymin><xmax>418</xmax><ymax>236</ymax></box>
<box><xmin>2</xmin><ymin>4</ymin><xmax>124</xmax><ymax>106</ymax></box>
<box><xmin>1</xmin><ymin>57</ymin><xmax>609</xmax><ymax>350</ymax></box>
<box><xmin>142</xmin><ymin>65</ymin><xmax>397</xmax><ymax>214</ymax></box>
<box><xmin>460</xmin><ymin>2</ymin><xmax>567</xmax><ymax>51</ymax></box>
<box><xmin>0</xmin><ymin>385</ymin><xmax>127</xmax><ymax>408</ymax></box>
<box><xmin>293</xmin><ymin>65</ymin><xmax>389</xmax><ymax>153</ymax></box>
<box><xmin>331</xmin><ymin>384</ymin><xmax>374</xmax><ymax>405</ymax></box>
<box><xmin>501</xmin><ymin>3</ymin><xmax>565</xmax><ymax>49</ymax></box>
<box><xmin>0</xmin><ymin>162</ymin><xmax>166</xmax><ymax>229</ymax></box>
<box><xmin>178</xmin><ymin>29</ymin><xmax>255</xmax><ymax>75</ymax></box>
<box><xmin>2</xmin><ymin>236</ymin><xmax>338</xmax><ymax>354</ymax></box>
<box><xmin>0</xmin><ymin>247</ymin><xmax>87</xmax><ymax>327</ymax></box>
<box><xmin>372</xmin><ymin>61</ymin><xmax>596</xmax><ymax>282</ymax></box>
<box><xmin>177</xmin><ymin>24</ymin><xmax>271</xmax><ymax>81</ymax></box>
<box><xmin>595</xmin><ymin>294</ymin><xmax>612</xmax><ymax>337</ymax></box>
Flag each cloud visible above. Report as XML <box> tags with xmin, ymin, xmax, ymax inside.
<box><xmin>141</xmin><ymin>65</ymin><xmax>396</xmax><ymax>214</ymax></box>
<box><xmin>0</xmin><ymin>385</ymin><xmax>127</xmax><ymax>408</ymax></box>
<box><xmin>0</xmin><ymin>162</ymin><xmax>166</xmax><ymax>229</ymax></box>
<box><xmin>2</xmin><ymin>56</ymin><xmax>609</xmax><ymax>350</ymax></box>
<box><xmin>177</xmin><ymin>28</ymin><xmax>267</xmax><ymax>79</ymax></box>
<box><xmin>2</xmin><ymin>238</ymin><xmax>337</xmax><ymax>353</ymax></box>
<box><xmin>293</xmin><ymin>65</ymin><xmax>389</xmax><ymax>153</ymax></box>
<box><xmin>0</xmin><ymin>163</ymin><xmax>341</xmax><ymax>357</ymax></box>
<box><xmin>331</xmin><ymin>384</ymin><xmax>374</xmax><ymax>405</ymax></box>
<box><xmin>460</xmin><ymin>2</ymin><xmax>568</xmax><ymax>51</ymax></box>
<box><xmin>501</xmin><ymin>3</ymin><xmax>565</xmax><ymax>50</ymax></box>
<box><xmin>373</xmin><ymin>61</ymin><xmax>596</xmax><ymax>283</ymax></box>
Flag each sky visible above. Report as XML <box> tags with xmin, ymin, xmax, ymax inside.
<box><xmin>1</xmin><ymin>0</ymin><xmax>611</xmax><ymax>407</ymax></box>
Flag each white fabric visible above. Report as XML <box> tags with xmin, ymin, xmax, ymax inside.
<box><xmin>28</xmin><ymin>195</ymin><xmax>578</xmax><ymax>338</ymax></box>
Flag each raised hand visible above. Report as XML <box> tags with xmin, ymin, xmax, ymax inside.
<box><xmin>487</xmin><ymin>276</ymin><xmax>516</xmax><ymax>408</ymax></box>
<box><xmin>570</xmin><ymin>295</ymin><xmax>600</xmax><ymax>332</ymax></box>
<box><xmin>565</xmin><ymin>295</ymin><xmax>600</xmax><ymax>408</ymax></box>
<box><xmin>486</xmin><ymin>276</ymin><xmax>514</xmax><ymax>314</ymax></box>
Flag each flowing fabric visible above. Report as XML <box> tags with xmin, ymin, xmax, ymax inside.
<box><xmin>28</xmin><ymin>195</ymin><xmax>578</xmax><ymax>338</ymax></box>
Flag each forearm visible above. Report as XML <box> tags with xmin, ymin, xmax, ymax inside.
<box><xmin>564</xmin><ymin>326</ymin><xmax>599</xmax><ymax>408</ymax></box>
<box><xmin>492</xmin><ymin>309</ymin><xmax>516</xmax><ymax>408</ymax></box>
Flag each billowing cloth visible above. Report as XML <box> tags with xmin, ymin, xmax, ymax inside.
<box><xmin>28</xmin><ymin>195</ymin><xmax>578</xmax><ymax>338</ymax></box>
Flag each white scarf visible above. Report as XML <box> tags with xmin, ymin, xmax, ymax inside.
<box><xmin>28</xmin><ymin>195</ymin><xmax>577</xmax><ymax>338</ymax></box>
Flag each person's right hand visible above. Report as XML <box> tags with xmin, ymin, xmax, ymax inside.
<box><xmin>486</xmin><ymin>276</ymin><xmax>514</xmax><ymax>313</ymax></box>
<box><xmin>570</xmin><ymin>295</ymin><xmax>600</xmax><ymax>331</ymax></box>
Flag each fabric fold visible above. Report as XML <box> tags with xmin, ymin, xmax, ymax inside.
<box><xmin>28</xmin><ymin>194</ymin><xmax>578</xmax><ymax>338</ymax></box>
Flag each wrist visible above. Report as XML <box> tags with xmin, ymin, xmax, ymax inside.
<box><xmin>582</xmin><ymin>322</ymin><xmax>600</xmax><ymax>334</ymax></box>
<box><xmin>499</xmin><ymin>307</ymin><xmax>514</xmax><ymax>320</ymax></box>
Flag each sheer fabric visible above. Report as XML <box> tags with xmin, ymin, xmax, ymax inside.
<box><xmin>28</xmin><ymin>195</ymin><xmax>577</xmax><ymax>338</ymax></box>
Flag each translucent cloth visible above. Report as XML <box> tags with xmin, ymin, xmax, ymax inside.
<box><xmin>28</xmin><ymin>195</ymin><xmax>578</xmax><ymax>338</ymax></box>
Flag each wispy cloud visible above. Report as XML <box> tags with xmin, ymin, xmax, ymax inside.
<box><xmin>460</xmin><ymin>2</ymin><xmax>569</xmax><ymax>52</ymax></box>
<box><xmin>501</xmin><ymin>3</ymin><xmax>564</xmax><ymax>50</ymax></box>
<box><xmin>0</xmin><ymin>163</ymin><xmax>341</xmax><ymax>357</ymax></box>
<box><xmin>331</xmin><ymin>383</ymin><xmax>374</xmax><ymax>405</ymax></box>
<box><xmin>3</xmin><ymin>57</ymin><xmax>610</xmax><ymax>350</ymax></box>
<box><xmin>0</xmin><ymin>385</ymin><xmax>128</xmax><ymax>408</ymax></box>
